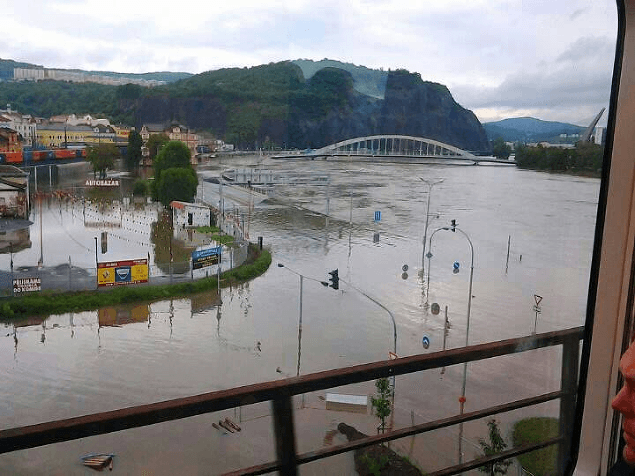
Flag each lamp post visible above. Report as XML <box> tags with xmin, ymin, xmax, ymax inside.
<box><xmin>277</xmin><ymin>263</ymin><xmax>329</xmax><ymax>378</ymax></box>
<box><xmin>94</xmin><ymin>236</ymin><xmax>98</xmax><ymax>287</ymax></box>
<box><xmin>427</xmin><ymin>220</ymin><xmax>474</xmax><ymax>466</ymax></box>
<box><xmin>419</xmin><ymin>178</ymin><xmax>444</xmax><ymax>303</ymax></box>
<box><xmin>340</xmin><ymin>277</ymin><xmax>397</xmax><ymax>356</ymax></box>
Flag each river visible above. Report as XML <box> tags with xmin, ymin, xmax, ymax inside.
<box><xmin>0</xmin><ymin>156</ymin><xmax>599</xmax><ymax>474</ymax></box>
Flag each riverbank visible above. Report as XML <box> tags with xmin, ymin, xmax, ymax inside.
<box><xmin>0</xmin><ymin>243</ymin><xmax>271</xmax><ymax>319</ymax></box>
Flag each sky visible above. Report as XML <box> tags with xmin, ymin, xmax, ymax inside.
<box><xmin>3</xmin><ymin>0</ymin><xmax>619</xmax><ymax>126</ymax></box>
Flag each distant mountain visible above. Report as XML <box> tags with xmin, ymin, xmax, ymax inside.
<box><xmin>292</xmin><ymin>59</ymin><xmax>388</xmax><ymax>99</ymax></box>
<box><xmin>483</xmin><ymin>117</ymin><xmax>584</xmax><ymax>143</ymax></box>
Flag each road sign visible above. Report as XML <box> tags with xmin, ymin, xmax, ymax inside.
<box><xmin>534</xmin><ymin>294</ymin><xmax>543</xmax><ymax>306</ymax></box>
<box><xmin>431</xmin><ymin>303</ymin><xmax>440</xmax><ymax>315</ymax></box>
<box><xmin>533</xmin><ymin>305</ymin><xmax>542</xmax><ymax>313</ymax></box>
<box><xmin>374</xmin><ymin>210</ymin><xmax>381</xmax><ymax>222</ymax></box>
<box><xmin>422</xmin><ymin>335</ymin><xmax>430</xmax><ymax>349</ymax></box>
<box><xmin>453</xmin><ymin>261</ymin><xmax>460</xmax><ymax>274</ymax></box>
<box><xmin>388</xmin><ymin>351</ymin><xmax>398</xmax><ymax>360</ymax></box>
<box><xmin>402</xmin><ymin>264</ymin><xmax>408</xmax><ymax>272</ymax></box>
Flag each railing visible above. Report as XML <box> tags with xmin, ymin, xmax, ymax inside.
<box><xmin>0</xmin><ymin>241</ymin><xmax>250</xmax><ymax>296</ymax></box>
<box><xmin>0</xmin><ymin>327</ymin><xmax>583</xmax><ymax>475</ymax></box>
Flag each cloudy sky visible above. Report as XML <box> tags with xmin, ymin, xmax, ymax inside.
<box><xmin>3</xmin><ymin>0</ymin><xmax>618</xmax><ymax>125</ymax></box>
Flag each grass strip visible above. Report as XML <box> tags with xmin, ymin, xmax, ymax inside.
<box><xmin>0</xmin><ymin>244</ymin><xmax>271</xmax><ymax>319</ymax></box>
<box><xmin>512</xmin><ymin>417</ymin><xmax>558</xmax><ymax>476</ymax></box>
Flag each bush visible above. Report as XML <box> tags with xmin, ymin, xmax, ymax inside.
<box><xmin>132</xmin><ymin>179</ymin><xmax>150</xmax><ymax>197</ymax></box>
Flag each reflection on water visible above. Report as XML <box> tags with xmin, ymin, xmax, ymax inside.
<box><xmin>0</xmin><ymin>227</ymin><xmax>31</xmax><ymax>254</ymax></box>
<box><xmin>98</xmin><ymin>304</ymin><xmax>150</xmax><ymax>327</ymax></box>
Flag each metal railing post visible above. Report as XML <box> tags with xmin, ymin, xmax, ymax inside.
<box><xmin>558</xmin><ymin>334</ymin><xmax>580</xmax><ymax>473</ymax></box>
<box><xmin>272</xmin><ymin>395</ymin><xmax>298</xmax><ymax>476</ymax></box>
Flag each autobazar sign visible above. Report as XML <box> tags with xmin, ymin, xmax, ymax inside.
<box><xmin>98</xmin><ymin>259</ymin><xmax>148</xmax><ymax>287</ymax></box>
<box><xmin>85</xmin><ymin>179</ymin><xmax>120</xmax><ymax>187</ymax></box>
<box><xmin>192</xmin><ymin>246</ymin><xmax>221</xmax><ymax>270</ymax></box>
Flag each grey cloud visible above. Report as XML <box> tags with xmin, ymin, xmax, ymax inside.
<box><xmin>570</xmin><ymin>8</ymin><xmax>587</xmax><ymax>20</ymax></box>
<box><xmin>556</xmin><ymin>36</ymin><xmax>615</xmax><ymax>63</ymax></box>
<box><xmin>456</xmin><ymin>66</ymin><xmax>611</xmax><ymax>110</ymax></box>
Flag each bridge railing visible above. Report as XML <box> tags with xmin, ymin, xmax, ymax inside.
<box><xmin>0</xmin><ymin>327</ymin><xmax>582</xmax><ymax>475</ymax></box>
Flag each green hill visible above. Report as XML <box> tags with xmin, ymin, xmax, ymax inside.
<box><xmin>483</xmin><ymin>117</ymin><xmax>584</xmax><ymax>143</ymax></box>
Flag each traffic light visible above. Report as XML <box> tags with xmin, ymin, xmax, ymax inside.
<box><xmin>328</xmin><ymin>269</ymin><xmax>339</xmax><ymax>290</ymax></box>
<box><xmin>450</xmin><ymin>219</ymin><xmax>457</xmax><ymax>232</ymax></box>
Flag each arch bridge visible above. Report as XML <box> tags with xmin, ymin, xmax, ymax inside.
<box><xmin>313</xmin><ymin>134</ymin><xmax>478</xmax><ymax>160</ymax></box>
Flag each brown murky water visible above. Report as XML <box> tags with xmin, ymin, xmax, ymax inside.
<box><xmin>0</xmin><ymin>157</ymin><xmax>599</xmax><ymax>474</ymax></box>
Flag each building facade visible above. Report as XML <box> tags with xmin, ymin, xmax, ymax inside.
<box><xmin>0</xmin><ymin>106</ymin><xmax>37</xmax><ymax>146</ymax></box>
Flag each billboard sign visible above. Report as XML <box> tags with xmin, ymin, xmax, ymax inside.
<box><xmin>192</xmin><ymin>246</ymin><xmax>221</xmax><ymax>270</ymax></box>
<box><xmin>98</xmin><ymin>258</ymin><xmax>148</xmax><ymax>287</ymax></box>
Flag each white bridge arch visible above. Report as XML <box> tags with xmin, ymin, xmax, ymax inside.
<box><xmin>312</xmin><ymin>134</ymin><xmax>477</xmax><ymax>159</ymax></box>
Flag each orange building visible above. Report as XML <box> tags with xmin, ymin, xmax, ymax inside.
<box><xmin>0</xmin><ymin>127</ymin><xmax>22</xmax><ymax>153</ymax></box>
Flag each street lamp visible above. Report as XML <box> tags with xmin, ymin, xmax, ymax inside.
<box><xmin>340</xmin><ymin>277</ymin><xmax>397</xmax><ymax>356</ymax></box>
<box><xmin>277</xmin><ymin>263</ymin><xmax>329</xmax><ymax>378</ymax></box>
<box><xmin>427</xmin><ymin>220</ymin><xmax>474</xmax><ymax>466</ymax></box>
<box><xmin>419</xmin><ymin>178</ymin><xmax>444</xmax><ymax>302</ymax></box>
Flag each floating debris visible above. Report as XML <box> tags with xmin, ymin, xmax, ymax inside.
<box><xmin>219</xmin><ymin>420</ymin><xmax>234</xmax><ymax>433</ymax></box>
<box><xmin>212</xmin><ymin>422</ymin><xmax>227</xmax><ymax>434</ymax></box>
<box><xmin>225</xmin><ymin>417</ymin><xmax>241</xmax><ymax>432</ymax></box>
<box><xmin>80</xmin><ymin>453</ymin><xmax>115</xmax><ymax>471</ymax></box>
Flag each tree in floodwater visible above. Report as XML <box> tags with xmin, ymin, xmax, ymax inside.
<box><xmin>152</xmin><ymin>140</ymin><xmax>198</xmax><ymax>206</ymax></box>
<box><xmin>491</xmin><ymin>137</ymin><xmax>512</xmax><ymax>160</ymax></box>
<box><xmin>87</xmin><ymin>143</ymin><xmax>119</xmax><ymax>179</ymax></box>
<box><xmin>126</xmin><ymin>129</ymin><xmax>143</xmax><ymax>172</ymax></box>
<box><xmin>146</xmin><ymin>133</ymin><xmax>170</xmax><ymax>161</ymax></box>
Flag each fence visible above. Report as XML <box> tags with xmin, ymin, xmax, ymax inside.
<box><xmin>0</xmin><ymin>240</ymin><xmax>250</xmax><ymax>297</ymax></box>
<box><xmin>0</xmin><ymin>327</ymin><xmax>583</xmax><ymax>476</ymax></box>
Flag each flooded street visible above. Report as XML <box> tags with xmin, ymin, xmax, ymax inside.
<box><xmin>0</xmin><ymin>156</ymin><xmax>599</xmax><ymax>474</ymax></box>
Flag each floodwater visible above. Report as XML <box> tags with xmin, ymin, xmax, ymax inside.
<box><xmin>0</xmin><ymin>156</ymin><xmax>599</xmax><ymax>474</ymax></box>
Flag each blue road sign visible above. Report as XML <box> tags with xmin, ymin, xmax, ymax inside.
<box><xmin>422</xmin><ymin>335</ymin><xmax>430</xmax><ymax>349</ymax></box>
<box><xmin>453</xmin><ymin>261</ymin><xmax>460</xmax><ymax>274</ymax></box>
<box><xmin>374</xmin><ymin>210</ymin><xmax>381</xmax><ymax>222</ymax></box>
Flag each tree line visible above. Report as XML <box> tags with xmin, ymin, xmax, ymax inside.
<box><xmin>514</xmin><ymin>141</ymin><xmax>603</xmax><ymax>174</ymax></box>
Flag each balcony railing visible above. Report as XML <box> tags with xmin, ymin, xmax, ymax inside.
<box><xmin>0</xmin><ymin>327</ymin><xmax>583</xmax><ymax>475</ymax></box>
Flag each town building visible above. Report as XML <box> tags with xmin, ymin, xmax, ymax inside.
<box><xmin>12</xmin><ymin>67</ymin><xmax>165</xmax><ymax>87</ymax></box>
<box><xmin>36</xmin><ymin>123</ymin><xmax>117</xmax><ymax>148</ymax></box>
<box><xmin>0</xmin><ymin>165</ymin><xmax>29</xmax><ymax>219</ymax></box>
<box><xmin>171</xmin><ymin>201</ymin><xmax>211</xmax><ymax>229</ymax></box>
<box><xmin>140</xmin><ymin>124</ymin><xmax>203</xmax><ymax>165</ymax></box>
<box><xmin>0</xmin><ymin>127</ymin><xmax>22</xmax><ymax>154</ymax></box>
<box><xmin>0</xmin><ymin>105</ymin><xmax>37</xmax><ymax>146</ymax></box>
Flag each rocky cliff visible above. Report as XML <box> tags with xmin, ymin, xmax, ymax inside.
<box><xmin>132</xmin><ymin>62</ymin><xmax>490</xmax><ymax>154</ymax></box>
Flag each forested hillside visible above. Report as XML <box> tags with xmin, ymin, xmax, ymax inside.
<box><xmin>0</xmin><ymin>60</ymin><xmax>490</xmax><ymax>153</ymax></box>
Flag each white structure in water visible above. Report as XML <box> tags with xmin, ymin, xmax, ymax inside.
<box><xmin>170</xmin><ymin>201</ymin><xmax>212</xmax><ymax>229</ymax></box>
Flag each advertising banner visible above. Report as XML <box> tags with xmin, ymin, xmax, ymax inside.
<box><xmin>192</xmin><ymin>246</ymin><xmax>221</xmax><ymax>270</ymax></box>
<box><xmin>98</xmin><ymin>259</ymin><xmax>148</xmax><ymax>287</ymax></box>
